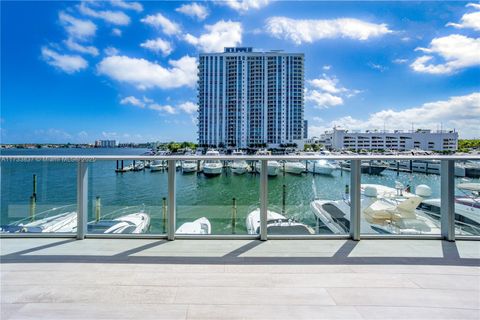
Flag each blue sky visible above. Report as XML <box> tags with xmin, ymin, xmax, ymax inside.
<box><xmin>1</xmin><ymin>0</ymin><xmax>479</xmax><ymax>143</ymax></box>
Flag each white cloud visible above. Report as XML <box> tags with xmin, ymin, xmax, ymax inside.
<box><xmin>64</xmin><ymin>38</ymin><xmax>99</xmax><ymax>56</ymax></box>
<box><xmin>176</xmin><ymin>3</ymin><xmax>208</xmax><ymax>21</ymax></box>
<box><xmin>221</xmin><ymin>0</ymin><xmax>271</xmax><ymax>12</ymax></box>
<box><xmin>411</xmin><ymin>34</ymin><xmax>480</xmax><ymax>74</ymax></box>
<box><xmin>41</xmin><ymin>46</ymin><xmax>88</xmax><ymax>73</ymax></box>
<box><xmin>59</xmin><ymin>11</ymin><xmax>96</xmax><ymax>40</ymax></box>
<box><xmin>393</xmin><ymin>58</ymin><xmax>408</xmax><ymax>64</ymax></box>
<box><xmin>79</xmin><ymin>2</ymin><xmax>130</xmax><ymax>26</ymax></box>
<box><xmin>368</xmin><ymin>62</ymin><xmax>388</xmax><ymax>72</ymax></box>
<box><xmin>310</xmin><ymin>92</ymin><xmax>480</xmax><ymax>138</ymax></box>
<box><xmin>184</xmin><ymin>20</ymin><xmax>242</xmax><ymax>53</ymax></box>
<box><xmin>306</xmin><ymin>74</ymin><xmax>359</xmax><ymax>109</ymax></box>
<box><xmin>322</xmin><ymin>65</ymin><xmax>331</xmax><ymax>71</ymax></box>
<box><xmin>112</xmin><ymin>28</ymin><xmax>122</xmax><ymax>36</ymax></box>
<box><xmin>120</xmin><ymin>96</ymin><xmax>145</xmax><ymax>108</ymax></box>
<box><xmin>306</xmin><ymin>91</ymin><xmax>343</xmax><ymax>108</ymax></box>
<box><xmin>110</xmin><ymin>0</ymin><xmax>143</xmax><ymax>12</ymax></box>
<box><xmin>120</xmin><ymin>96</ymin><xmax>196</xmax><ymax>115</ymax></box>
<box><xmin>265</xmin><ymin>17</ymin><xmax>392</xmax><ymax>44</ymax></box>
<box><xmin>141</xmin><ymin>13</ymin><xmax>181</xmax><ymax>36</ymax></box>
<box><xmin>179</xmin><ymin>101</ymin><xmax>197</xmax><ymax>114</ymax></box>
<box><xmin>309</xmin><ymin>75</ymin><xmax>346</xmax><ymax>94</ymax></box>
<box><xmin>149</xmin><ymin>104</ymin><xmax>176</xmax><ymax>114</ymax></box>
<box><xmin>97</xmin><ymin>55</ymin><xmax>197</xmax><ymax>90</ymax></box>
<box><xmin>446</xmin><ymin>3</ymin><xmax>480</xmax><ymax>31</ymax></box>
<box><xmin>140</xmin><ymin>38</ymin><xmax>173</xmax><ymax>56</ymax></box>
<box><xmin>104</xmin><ymin>46</ymin><xmax>119</xmax><ymax>56</ymax></box>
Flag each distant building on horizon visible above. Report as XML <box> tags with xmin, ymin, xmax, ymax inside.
<box><xmin>197</xmin><ymin>47</ymin><xmax>305</xmax><ymax>149</ymax></box>
<box><xmin>319</xmin><ymin>127</ymin><xmax>458</xmax><ymax>152</ymax></box>
<box><xmin>95</xmin><ymin>140</ymin><xmax>118</xmax><ymax>148</ymax></box>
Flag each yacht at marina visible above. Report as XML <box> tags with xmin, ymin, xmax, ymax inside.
<box><xmin>150</xmin><ymin>160</ymin><xmax>166</xmax><ymax>172</ymax></box>
<box><xmin>87</xmin><ymin>212</ymin><xmax>150</xmax><ymax>234</ymax></box>
<box><xmin>246</xmin><ymin>208</ymin><xmax>315</xmax><ymax>235</ymax></box>
<box><xmin>230</xmin><ymin>150</ymin><xmax>250</xmax><ymax>174</ymax></box>
<box><xmin>282</xmin><ymin>160</ymin><xmax>306</xmax><ymax>175</ymax></box>
<box><xmin>418</xmin><ymin>182</ymin><xmax>480</xmax><ymax>235</ymax></box>
<box><xmin>1</xmin><ymin>205</ymin><xmax>151</xmax><ymax>234</ymax></box>
<box><xmin>302</xmin><ymin>151</ymin><xmax>336</xmax><ymax>175</ymax></box>
<box><xmin>176</xmin><ymin>217</ymin><xmax>211</xmax><ymax>234</ymax></box>
<box><xmin>254</xmin><ymin>150</ymin><xmax>280</xmax><ymax>176</ymax></box>
<box><xmin>203</xmin><ymin>150</ymin><xmax>223</xmax><ymax>176</ymax></box>
<box><xmin>181</xmin><ymin>160</ymin><xmax>199</xmax><ymax>173</ymax></box>
<box><xmin>0</xmin><ymin>205</ymin><xmax>77</xmax><ymax>233</ymax></box>
<box><xmin>310</xmin><ymin>184</ymin><xmax>442</xmax><ymax>235</ymax></box>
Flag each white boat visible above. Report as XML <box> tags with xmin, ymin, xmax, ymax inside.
<box><xmin>203</xmin><ymin>150</ymin><xmax>223</xmax><ymax>176</ymax></box>
<box><xmin>310</xmin><ymin>184</ymin><xmax>442</xmax><ymax>235</ymax></box>
<box><xmin>418</xmin><ymin>183</ymin><xmax>480</xmax><ymax>235</ymax></box>
<box><xmin>1</xmin><ymin>206</ymin><xmax>151</xmax><ymax>234</ymax></box>
<box><xmin>246</xmin><ymin>208</ymin><xmax>315</xmax><ymax>235</ymax></box>
<box><xmin>176</xmin><ymin>217</ymin><xmax>211</xmax><ymax>234</ymax></box>
<box><xmin>307</xmin><ymin>159</ymin><xmax>336</xmax><ymax>175</ymax></box>
<box><xmin>282</xmin><ymin>160</ymin><xmax>305</xmax><ymax>175</ymax></box>
<box><xmin>88</xmin><ymin>212</ymin><xmax>150</xmax><ymax>234</ymax></box>
<box><xmin>254</xmin><ymin>150</ymin><xmax>280</xmax><ymax>176</ymax></box>
<box><xmin>230</xmin><ymin>150</ymin><xmax>249</xmax><ymax>174</ymax></box>
<box><xmin>132</xmin><ymin>161</ymin><xmax>145</xmax><ymax>171</ymax></box>
<box><xmin>182</xmin><ymin>160</ymin><xmax>198</xmax><ymax>173</ymax></box>
<box><xmin>115</xmin><ymin>163</ymin><xmax>134</xmax><ymax>173</ymax></box>
<box><xmin>150</xmin><ymin>160</ymin><xmax>166</xmax><ymax>172</ymax></box>
<box><xmin>0</xmin><ymin>206</ymin><xmax>78</xmax><ymax>233</ymax></box>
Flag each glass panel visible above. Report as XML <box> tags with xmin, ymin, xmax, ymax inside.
<box><xmin>454</xmin><ymin>159</ymin><xmax>480</xmax><ymax>236</ymax></box>
<box><xmin>360</xmin><ymin>159</ymin><xmax>441</xmax><ymax>235</ymax></box>
<box><xmin>1</xmin><ymin>159</ymin><xmax>77</xmax><ymax>233</ymax></box>
<box><xmin>176</xmin><ymin>159</ymin><xmax>259</xmax><ymax>235</ymax></box>
<box><xmin>87</xmin><ymin>159</ymin><xmax>167</xmax><ymax>235</ymax></box>
<box><xmin>267</xmin><ymin>158</ymin><xmax>350</xmax><ymax>235</ymax></box>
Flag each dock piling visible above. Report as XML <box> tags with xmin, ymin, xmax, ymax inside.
<box><xmin>231</xmin><ymin>197</ymin><xmax>237</xmax><ymax>234</ymax></box>
<box><xmin>95</xmin><ymin>196</ymin><xmax>101</xmax><ymax>222</ymax></box>
<box><xmin>162</xmin><ymin>197</ymin><xmax>167</xmax><ymax>234</ymax></box>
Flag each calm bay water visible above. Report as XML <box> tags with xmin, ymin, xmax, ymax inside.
<box><xmin>1</xmin><ymin>148</ymin><xmax>477</xmax><ymax>234</ymax></box>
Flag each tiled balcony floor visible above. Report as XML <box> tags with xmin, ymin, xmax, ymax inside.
<box><xmin>1</xmin><ymin>238</ymin><xmax>479</xmax><ymax>319</ymax></box>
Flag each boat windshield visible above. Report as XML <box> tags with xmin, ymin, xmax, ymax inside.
<box><xmin>321</xmin><ymin>203</ymin><xmax>350</xmax><ymax>232</ymax></box>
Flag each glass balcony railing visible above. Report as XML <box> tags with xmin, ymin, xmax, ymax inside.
<box><xmin>1</xmin><ymin>155</ymin><xmax>479</xmax><ymax>240</ymax></box>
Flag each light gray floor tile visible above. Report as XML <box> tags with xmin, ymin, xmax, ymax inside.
<box><xmin>356</xmin><ymin>306</ymin><xmax>480</xmax><ymax>319</ymax></box>
<box><xmin>175</xmin><ymin>287</ymin><xmax>336</xmax><ymax>305</ymax></box>
<box><xmin>187</xmin><ymin>305</ymin><xmax>363</xmax><ymax>319</ymax></box>
<box><xmin>328</xmin><ymin>287</ymin><xmax>479</xmax><ymax>309</ymax></box>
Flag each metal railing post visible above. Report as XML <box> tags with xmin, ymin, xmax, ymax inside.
<box><xmin>441</xmin><ymin>160</ymin><xmax>455</xmax><ymax>241</ymax></box>
<box><xmin>350</xmin><ymin>160</ymin><xmax>361</xmax><ymax>241</ymax></box>
<box><xmin>167</xmin><ymin>160</ymin><xmax>176</xmax><ymax>240</ymax></box>
<box><xmin>76</xmin><ymin>161</ymin><xmax>88</xmax><ymax>240</ymax></box>
<box><xmin>260</xmin><ymin>160</ymin><xmax>268</xmax><ymax>241</ymax></box>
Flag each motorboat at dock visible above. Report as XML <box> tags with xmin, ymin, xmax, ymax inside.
<box><xmin>176</xmin><ymin>217</ymin><xmax>211</xmax><ymax>234</ymax></box>
<box><xmin>246</xmin><ymin>208</ymin><xmax>315</xmax><ymax>235</ymax></box>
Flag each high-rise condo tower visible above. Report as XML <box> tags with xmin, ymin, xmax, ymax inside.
<box><xmin>197</xmin><ymin>47</ymin><xmax>304</xmax><ymax>148</ymax></box>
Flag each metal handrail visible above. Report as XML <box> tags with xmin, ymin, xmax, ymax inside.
<box><xmin>1</xmin><ymin>155</ymin><xmax>479</xmax><ymax>161</ymax></box>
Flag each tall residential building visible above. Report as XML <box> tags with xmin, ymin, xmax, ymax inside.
<box><xmin>198</xmin><ymin>47</ymin><xmax>304</xmax><ymax>148</ymax></box>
